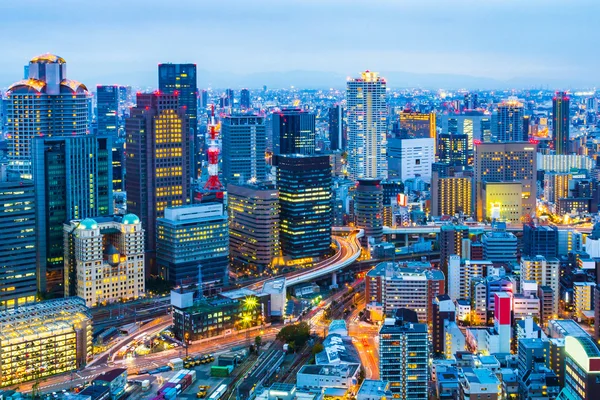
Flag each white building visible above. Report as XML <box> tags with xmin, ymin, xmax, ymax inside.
<box><xmin>537</xmin><ymin>153</ymin><xmax>594</xmax><ymax>173</ymax></box>
<box><xmin>346</xmin><ymin>71</ymin><xmax>388</xmax><ymax>180</ymax></box>
<box><xmin>296</xmin><ymin>364</ymin><xmax>360</xmax><ymax>390</ymax></box>
<box><xmin>520</xmin><ymin>256</ymin><xmax>560</xmax><ymax>317</ymax></box>
<box><xmin>387</xmin><ymin>138</ymin><xmax>435</xmax><ymax>182</ymax></box>
<box><xmin>64</xmin><ymin>215</ymin><xmax>145</xmax><ymax>307</ymax></box>
<box><xmin>512</xmin><ymin>294</ymin><xmax>540</xmax><ymax>321</ymax></box>
<box><xmin>444</xmin><ymin>321</ymin><xmax>466</xmax><ymax>359</ymax></box>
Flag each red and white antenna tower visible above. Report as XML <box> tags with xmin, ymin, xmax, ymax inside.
<box><xmin>203</xmin><ymin>104</ymin><xmax>224</xmax><ymax>198</ymax></box>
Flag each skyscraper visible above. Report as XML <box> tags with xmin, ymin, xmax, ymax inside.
<box><xmin>126</xmin><ymin>92</ymin><xmax>190</xmax><ymax>271</ymax></box>
<box><xmin>240</xmin><ymin>88</ymin><xmax>250</xmax><ymax>110</ymax></box>
<box><xmin>225</xmin><ymin>89</ymin><xmax>234</xmax><ymax>108</ymax></box>
<box><xmin>277</xmin><ymin>155</ymin><xmax>332</xmax><ymax>260</ymax></box>
<box><xmin>474</xmin><ymin>141</ymin><xmax>537</xmax><ymax>222</ymax></box>
<box><xmin>228</xmin><ymin>183</ymin><xmax>280</xmax><ymax>275</ymax></box>
<box><xmin>379</xmin><ymin>318</ymin><xmax>429</xmax><ymax>399</ymax></box>
<box><xmin>0</xmin><ymin>167</ymin><xmax>37</xmax><ymax>309</ymax></box>
<box><xmin>32</xmin><ymin>135</ymin><xmax>113</xmax><ymax>295</ymax></box>
<box><xmin>552</xmin><ymin>92</ymin><xmax>570</xmax><ymax>155</ymax></box>
<box><xmin>272</xmin><ymin>108</ymin><xmax>316</xmax><ymax>156</ymax></box>
<box><xmin>493</xmin><ymin>99</ymin><xmax>525</xmax><ymax>142</ymax></box>
<box><xmin>347</xmin><ymin>71</ymin><xmax>388</xmax><ymax>180</ymax></box>
<box><xmin>431</xmin><ymin>168</ymin><xmax>473</xmax><ymax>217</ymax></box>
<box><xmin>329</xmin><ymin>105</ymin><xmax>344</xmax><ymax>151</ymax></box>
<box><xmin>6</xmin><ymin>54</ymin><xmax>90</xmax><ymax>179</ymax></box>
<box><xmin>396</xmin><ymin>111</ymin><xmax>436</xmax><ymax>140</ymax></box>
<box><xmin>158</xmin><ymin>63</ymin><xmax>198</xmax><ymax>180</ymax></box>
<box><xmin>355</xmin><ymin>179</ymin><xmax>383</xmax><ymax>246</ymax></box>
<box><xmin>96</xmin><ymin>85</ymin><xmax>119</xmax><ymax>136</ymax></box>
<box><xmin>221</xmin><ymin>114</ymin><xmax>267</xmax><ymax>185</ymax></box>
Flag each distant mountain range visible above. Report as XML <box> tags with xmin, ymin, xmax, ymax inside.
<box><xmin>2</xmin><ymin>69</ymin><xmax>596</xmax><ymax>91</ymax></box>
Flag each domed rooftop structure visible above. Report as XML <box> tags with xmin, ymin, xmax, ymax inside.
<box><xmin>122</xmin><ymin>214</ymin><xmax>140</xmax><ymax>225</ymax></box>
<box><xmin>30</xmin><ymin>53</ymin><xmax>66</xmax><ymax>64</ymax></box>
<box><xmin>77</xmin><ymin>218</ymin><xmax>98</xmax><ymax>230</ymax></box>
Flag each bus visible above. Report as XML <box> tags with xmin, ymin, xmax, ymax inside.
<box><xmin>208</xmin><ymin>384</ymin><xmax>227</xmax><ymax>400</ymax></box>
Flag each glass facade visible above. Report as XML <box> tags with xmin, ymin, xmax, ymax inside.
<box><xmin>277</xmin><ymin>155</ymin><xmax>332</xmax><ymax>260</ymax></box>
<box><xmin>221</xmin><ymin>114</ymin><xmax>266</xmax><ymax>185</ymax></box>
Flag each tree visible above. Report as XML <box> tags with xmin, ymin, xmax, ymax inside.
<box><xmin>311</xmin><ymin>343</ymin><xmax>324</xmax><ymax>355</ymax></box>
<box><xmin>276</xmin><ymin>322</ymin><xmax>311</xmax><ymax>347</ymax></box>
<box><xmin>254</xmin><ymin>336</ymin><xmax>263</xmax><ymax>354</ymax></box>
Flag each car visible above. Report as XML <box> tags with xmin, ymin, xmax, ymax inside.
<box><xmin>198</xmin><ymin>385</ymin><xmax>210</xmax><ymax>390</ymax></box>
<box><xmin>197</xmin><ymin>392</ymin><xmax>207</xmax><ymax>398</ymax></box>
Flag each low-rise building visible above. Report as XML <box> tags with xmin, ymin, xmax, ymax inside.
<box><xmin>356</xmin><ymin>380</ymin><xmax>392</xmax><ymax>400</ymax></box>
<box><xmin>296</xmin><ymin>364</ymin><xmax>360</xmax><ymax>390</ymax></box>
<box><xmin>0</xmin><ymin>298</ymin><xmax>92</xmax><ymax>387</ymax></box>
<box><xmin>92</xmin><ymin>368</ymin><xmax>127</xmax><ymax>400</ymax></box>
<box><xmin>458</xmin><ymin>368</ymin><xmax>502</xmax><ymax>400</ymax></box>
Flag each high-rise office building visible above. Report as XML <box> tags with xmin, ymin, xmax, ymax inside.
<box><xmin>272</xmin><ymin>108</ymin><xmax>316</xmax><ymax>156</ymax></box>
<box><xmin>474</xmin><ymin>141</ymin><xmax>537</xmax><ymax>222</ymax></box>
<box><xmin>347</xmin><ymin>71</ymin><xmax>388</xmax><ymax>180</ymax></box>
<box><xmin>240</xmin><ymin>88</ymin><xmax>250</xmax><ymax>110</ymax></box>
<box><xmin>225</xmin><ymin>89</ymin><xmax>234</xmax><ymax>108</ymax></box>
<box><xmin>112</xmin><ymin>138</ymin><xmax>125</xmax><ymax>192</ymax></box>
<box><xmin>32</xmin><ymin>135</ymin><xmax>113</xmax><ymax>295</ymax></box>
<box><xmin>522</xmin><ymin>224</ymin><xmax>558</xmax><ymax>259</ymax></box>
<box><xmin>126</xmin><ymin>92</ymin><xmax>190</xmax><ymax>269</ymax></box>
<box><xmin>157</xmin><ymin>204</ymin><xmax>229</xmax><ymax>294</ymax></box>
<box><xmin>158</xmin><ymin>63</ymin><xmax>198</xmax><ymax>180</ymax></box>
<box><xmin>464</xmin><ymin>93</ymin><xmax>478</xmax><ymax>110</ymax></box>
<box><xmin>228</xmin><ymin>183</ymin><xmax>280</xmax><ymax>275</ymax></box>
<box><xmin>379</xmin><ymin>318</ymin><xmax>429</xmax><ymax>399</ymax></box>
<box><xmin>96</xmin><ymin>85</ymin><xmax>119</xmax><ymax>136</ymax></box>
<box><xmin>63</xmin><ymin>215</ymin><xmax>145</xmax><ymax>307</ymax></box>
<box><xmin>431</xmin><ymin>168</ymin><xmax>473</xmax><ymax>217</ymax></box>
<box><xmin>221</xmin><ymin>114</ymin><xmax>267</xmax><ymax>185</ymax></box>
<box><xmin>437</xmin><ymin>133</ymin><xmax>468</xmax><ymax>166</ymax></box>
<box><xmin>329</xmin><ymin>105</ymin><xmax>344</xmax><ymax>151</ymax></box>
<box><xmin>6</xmin><ymin>54</ymin><xmax>90</xmax><ymax>179</ymax></box>
<box><xmin>0</xmin><ymin>167</ymin><xmax>36</xmax><ymax>309</ymax></box>
<box><xmin>277</xmin><ymin>155</ymin><xmax>332</xmax><ymax>260</ymax></box>
<box><xmin>552</xmin><ymin>92</ymin><xmax>570</xmax><ymax>155</ymax></box>
<box><xmin>493</xmin><ymin>99</ymin><xmax>525</xmax><ymax>142</ymax></box>
<box><xmin>355</xmin><ymin>179</ymin><xmax>383</xmax><ymax>246</ymax></box>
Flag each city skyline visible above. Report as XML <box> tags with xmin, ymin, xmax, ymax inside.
<box><xmin>1</xmin><ymin>0</ymin><xmax>600</xmax><ymax>89</ymax></box>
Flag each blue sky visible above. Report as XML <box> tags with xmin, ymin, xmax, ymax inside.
<box><xmin>0</xmin><ymin>0</ymin><xmax>598</xmax><ymax>89</ymax></box>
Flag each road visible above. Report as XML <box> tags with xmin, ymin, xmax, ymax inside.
<box><xmin>347</xmin><ymin>299</ymin><xmax>380</xmax><ymax>380</ymax></box>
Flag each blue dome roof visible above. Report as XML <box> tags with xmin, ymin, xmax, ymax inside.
<box><xmin>122</xmin><ymin>214</ymin><xmax>140</xmax><ymax>225</ymax></box>
<box><xmin>78</xmin><ymin>218</ymin><xmax>98</xmax><ymax>230</ymax></box>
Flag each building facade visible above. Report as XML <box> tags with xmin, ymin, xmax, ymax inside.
<box><xmin>0</xmin><ymin>298</ymin><xmax>92</xmax><ymax>388</ymax></box>
<box><xmin>329</xmin><ymin>105</ymin><xmax>345</xmax><ymax>151</ymax></box>
<box><xmin>355</xmin><ymin>179</ymin><xmax>383</xmax><ymax>246</ymax></box>
<box><xmin>493</xmin><ymin>99</ymin><xmax>525</xmax><ymax>142</ymax></box>
<box><xmin>387</xmin><ymin>138</ymin><xmax>435</xmax><ymax>182</ymax></box>
<box><xmin>157</xmin><ymin>204</ymin><xmax>229</xmax><ymax>293</ymax></box>
<box><xmin>474</xmin><ymin>141</ymin><xmax>537</xmax><ymax>222</ymax></box>
<box><xmin>277</xmin><ymin>155</ymin><xmax>332</xmax><ymax>260</ymax></box>
<box><xmin>96</xmin><ymin>85</ymin><xmax>119</xmax><ymax>137</ymax></box>
<box><xmin>347</xmin><ymin>71</ymin><xmax>388</xmax><ymax>180</ymax></box>
<box><xmin>228</xmin><ymin>183</ymin><xmax>279</xmax><ymax>276</ymax></box>
<box><xmin>6</xmin><ymin>54</ymin><xmax>90</xmax><ymax>179</ymax></box>
<box><xmin>32</xmin><ymin>135</ymin><xmax>113</xmax><ymax>295</ymax></box>
<box><xmin>63</xmin><ymin>215</ymin><xmax>145</xmax><ymax>307</ymax></box>
<box><xmin>272</xmin><ymin>108</ymin><xmax>316</xmax><ymax>156</ymax></box>
<box><xmin>552</xmin><ymin>92</ymin><xmax>570</xmax><ymax>155</ymax></box>
<box><xmin>221</xmin><ymin>114</ymin><xmax>266</xmax><ymax>185</ymax></box>
<box><xmin>0</xmin><ymin>168</ymin><xmax>37</xmax><ymax>309</ymax></box>
<box><xmin>379</xmin><ymin>319</ymin><xmax>429</xmax><ymax>399</ymax></box>
<box><xmin>126</xmin><ymin>92</ymin><xmax>190</xmax><ymax>267</ymax></box>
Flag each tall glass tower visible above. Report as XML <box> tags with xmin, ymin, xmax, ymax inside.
<box><xmin>346</xmin><ymin>71</ymin><xmax>388</xmax><ymax>180</ymax></box>
<box><xmin>6</xmin><ymin>54</ymin><xmax>90</xmax><ymax>179</ymax></box>
<box><xmin>493</xmin><ymin>99</ymin><xmax>525</xmax><ymax>142</ymax></box>
<box><xmin>552</xmin><ymin>92</ymin><xmax>570</xmax><ymax>155</ymax></box>
<box><xmin>96</xmin><ymin>85</ymin><xmax>119</xmax><ymax>136</ymax></box>
<box><xmin>272</xmin><ymin>108</ymin><xmax>316</xmax><ymax>156</ymax></box>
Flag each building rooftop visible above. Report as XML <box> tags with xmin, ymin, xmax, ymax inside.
<box><xmin>316</xmin><ymin>334</ymin><xmax>360</xmax><ymax>365</ymax></box>
<box><xmin>461</xmin><ymin>367</ymin><xmax>500</xmax><ymax>385</ymax></box>
<box><xmin>262</xmin><ymin>278</ymin><xmax>286</xmax><ymax>294</ymax></box>
<box><xmin>93</xmin><ymin>368</ymin><xmax>127</xmax><ymax>383</ymax></box>
<box><xmin>299</xmin><ymin>363</ymin><xmax>359</xmax><ymax>378</ymax></box>
<box><xmin>357</xmin><ymin>380</ymin><xmax>391</xmax><ymax>397</ymax></box>
<box><xmin>0</xmin><ymin>298</ymin><xmax>91</xmax><ymax>345</ymax></box>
